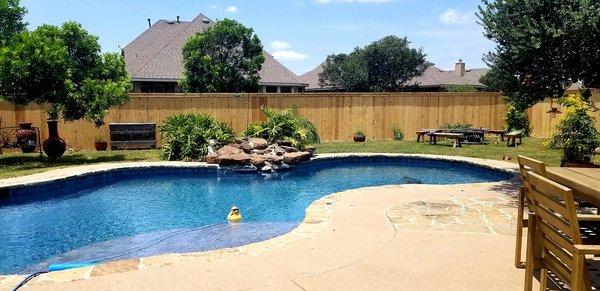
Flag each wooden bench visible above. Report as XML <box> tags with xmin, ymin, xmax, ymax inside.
<box><xmin>484</xmin><ymin>129</ymin><xmax>506</xmax><ymax>141</ymax></box>
<box><xmin>506</xmin><ymin>130</ymin><xmax>523</xmax><ymax>147</ymax></box>
<box><xmin>428</xmin><ymin>132</ymin><xmax>464</xmax><ymax>148</ymax></box>
<box><xmin>416</xmin><ymin>129</ymin><xmax>438</xmax><ymax>142</ymax></box>
<box><xmin>109</xmin><ymin>123</ymin><xmax>156</xmax><ymax>150</ymax></box>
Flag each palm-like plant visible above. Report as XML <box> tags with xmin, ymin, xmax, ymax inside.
<box><xmin>243</xmin><ymin>107</ymin><xmax>320</xmax><ymax>149</ymax></box>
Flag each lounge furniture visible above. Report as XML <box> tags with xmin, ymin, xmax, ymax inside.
<box><xmin>109</xmin><ymin>123</ymin><xmax>156</xmax><ymax>150</ymax></box>
<box><xmin>416</xmin><ymin>129</ymin><xmax>437</xmax><ymax>142</ymax></box>
<box><xmin>515</xmin><ymin>156</ymin><xmax>548</xmax><ymax>268</ymax></box>
<box><xmin>526</xmin><ymin>172</ymin><xmax>600</xmax><ymax>290</ymax></box>
<box><xmin>428</xmin><ymin>132</ymin><xmax>464</xmax><ymax>148</ymax></box>
<box><xmin>546</xmin><ymin>168</ymin><xmax>600</xmax><ymax>208</ymax></box>
<box><xmin>506</xmin><ymin>130</ymin><xmax>523</xmax><ymax>147</ymax></box>
<box><xmin>484</xmin><ymin>129</ymin><xmax>506</xmax><ymax>141</ymax></box>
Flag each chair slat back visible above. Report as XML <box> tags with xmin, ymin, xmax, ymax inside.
<box><xmin>528</xmin><ymin>171</ymin><xmax>582</xmax><ymax>287</ymax></box>
<box><xmin>518</xmin><ymin>156</ymin><xmax>547</xmax><ymax>209</ymax></box>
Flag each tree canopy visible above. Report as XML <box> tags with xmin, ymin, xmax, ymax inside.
<box><xmin>478</xmin><ymin>0</ymin><xmax>600</xmax><ymax>108</ymax></box>
<box><xmin>0</xmin><ymin>21</ymin><xmax>131</xmax><ymax>125</ymax></box>
<box><xmin>181</xmin><ymin>19</ymin><xmax>265</xmax><ymax>93</ymax></box>
<box><xmin>0</xmin><ymin>0</ymin><xmax>27</xmax><ymax>46</ymax></box>
<box><xmin>319</xmin><ymin>36</ymin><xmax>427</xmax><ymax>92</ymax></box>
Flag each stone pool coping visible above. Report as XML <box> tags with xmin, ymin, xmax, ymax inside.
<box><xmin>0</xmin><ymin>153</ymin><xmax>518</xmax><ymax>191</ymax></box>
<box><xmin>0</xmin><ymin>154</ymin><xmax>520</xmax><ymax>289</ymax></box>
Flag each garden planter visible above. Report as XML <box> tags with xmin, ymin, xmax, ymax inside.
<box><xmin>94</xmin><ymin>142</ymin><xmax>108</xmax><ymax>151</ymax></box>
<box><xmin>354</xmin><ymin>135</ymin><xmax>366</xmax><ymax>142</ymax></box>
<box><xmin>561</xmin><ymin>161</ymin><xmax>600</xmax><ymax>168</ymax></box>
<box><xmin>16</xmin><ymin>122</ymin><xmax>38</xmax><ymax>153</ymax></box>
<box><xmin>42</xmin><ymin>120</ymin><xmax>66</xmax><ymax>159</ymax></box>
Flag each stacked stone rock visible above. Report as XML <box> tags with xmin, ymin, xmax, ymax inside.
<box><xmin>204</xmin><ymin>138</ymin><xmax>313</xmax><ymax>171</ymax></box>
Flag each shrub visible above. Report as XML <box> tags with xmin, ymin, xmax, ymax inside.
<box><xmin>354</xmin><ymin>130</ymin><xmax>365</xmax><ymax>137</ymax></box>
<box><xmin>505</xmin><ymin>105</ymin><xmax>532</xmax><ymax>136</ymax></box>
<box><xmin>442</xmin><ymin>122</ymin><xmax>472</xmax><ymax>129</ymax></box>
<box><xmin>391</xmin><ymin>124</ymin><xmax>404</xmax><ymax>140</ymax></box>
<box><xmin>243</xmin><ymin>107</ymin><xmax>319</xmax><ymax>149</ymax></box>
<box><xmin>549</xmin><ymin>94</ymin><xmax>600</xmax><ymax>164</ymax></box>
<box><xmin>160</xmin><ymin>114</ymin><xmax>235</xmax><ymax>161</ymax></box>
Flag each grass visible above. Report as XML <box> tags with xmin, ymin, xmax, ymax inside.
<box><xmin>1</xmin><ymin>138</ymin><xmax>598</xmax><ymax>179</ymax></box>
<box><xmin>0</xmin><ymin>149</ymin><xmax>162</xmax><ymax>179</ymax></box>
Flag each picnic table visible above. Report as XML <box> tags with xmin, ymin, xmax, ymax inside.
<box><xmin>546</xmin><ymin>167</ymin><xmax>600</xmax><ymax>207</ymax></box>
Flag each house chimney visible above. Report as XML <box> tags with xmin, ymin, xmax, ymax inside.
<box><xmin>177</xmin><ymin>16</ymin><xmax>180</xmax><ymax>23</ymax></box>
<box><xmin>147</xmin><ymin>18</ymin><xmax>152</xmax><ymax>28</ymax></box>
<box><xmin>455</xmin><ymin>59</ymin><xmax>466</xmax><ymax>77</ymax></box>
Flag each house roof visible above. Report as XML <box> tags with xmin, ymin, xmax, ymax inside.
<box><xmin>123</xmin><ymin>14</ymin><xmax>305</xmax><ymax>86</ymax></box>
<box><xmin>299</xmin><ymin>63</ymin><xmax>490</xmax><ymax>90</ymax></box>
<box><xmin>408</xmin><ymin>66</ymin><xmax>489</xmax><ymax>88</ymax></box>
<box><xmin>298</xmin><ymin>64</ymin><xmax>324</xmax><ymax>89</ymax></box>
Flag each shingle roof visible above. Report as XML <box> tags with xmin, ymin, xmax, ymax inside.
<box><xmin>299</xmin><ymin>63</ymin><xmax>490</xmax><ymax>90</ymax></box>
<box><xmin>408</xmin><ymin>66</ymin><xmax>489</xmax><ymax>88</ymax></box>
<box><xmin>298</xmin><ymin>64</ymin><xmax>324</xmax><ymax>89</ymax></box>
<box><xmin>123</xmin><ymin>14</ymin><xmax>305</xmax><ymax>86</ymax></box>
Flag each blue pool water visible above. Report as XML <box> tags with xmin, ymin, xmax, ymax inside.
<box><xmin>0</xmin><ymin>156</ymin><xmax>513</xmax><ymax>274</ymax></box>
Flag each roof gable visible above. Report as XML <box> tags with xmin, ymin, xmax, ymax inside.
<box><xmin>123</xmin><ymin>14</ymin><xmax>304</xmax><ymax>86</ymax></box>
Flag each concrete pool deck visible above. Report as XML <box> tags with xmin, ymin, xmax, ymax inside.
<box><xmin>0</xmin><ymin>155</ymin><xmax>534</xmax><ymax>290</ymax></box>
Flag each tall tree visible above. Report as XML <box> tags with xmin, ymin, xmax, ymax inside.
<box><xmin>181</xmin><ymin>19</ymin><xmax>265</xmax><ymax>93</ymax></box>
<box><xmin>0</xmin><ymin>22</ymin><xmax>131</xmax><ymax>124</ymax></box>
<box><xmin>0</xmin><ymin>0</ymin><xmax>27</xmax><ymax>46</ymax></box>
<box><xmin>320</xmin><ymin>36</ymin><xmax>427</xmax><ymax>92</ymax></box>
<box><xmin>478</xmin><ymin>0</ymin><xmax>597</xmax><ymax>106</ymax></box>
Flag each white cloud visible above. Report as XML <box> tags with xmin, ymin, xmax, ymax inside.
<box><xmin>272</xmin><ymin>50</ymin><xmax>310</xmax><ymax>61</ymax></box>
<box><xmin>439</xmin><ymin>9</ymin><xmax>470</xmax><ymax>25</ymax></box>
<box><xmin>225</xmin><ymin>6</ymin><xmax>238</xmax><ymax>13</ymax></box>
<box><xmin>316</xmin><ymin>0</ymin><xmax>393</xmax><ymax>4</ymax></box>
<box><xmin>271</xmin><ymin>41</ymin><xmax>292</xmax><ymax>50</ymax></box>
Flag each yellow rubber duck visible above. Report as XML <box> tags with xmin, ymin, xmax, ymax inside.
<box><xmin>227</xmin><ymin>206</ymin><xmax>242</xmax><ymax>223</ymax></box>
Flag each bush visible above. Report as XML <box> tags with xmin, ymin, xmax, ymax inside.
<box><xmin>391</xmin><ymin>124</ymin><xmax>404</xmax><ymax>140</ymax></box>
<box><xmin>505</xmin><ymin>105</ymin><xmax>532</xmax><ymax>136</ymax></box>
<box><xmin>443</xmin><ymin>84</ymin><xmax>478</xmax><ymax>92</ymax></box>
<box><xmin>442</xmin><ymin>122</ymin><xmax>472</xmax><ymax>129</ymax></box>
<box><xmin>354</xmin><ymin>130</ymin><xmax>365</xmax><ymax>137</ymax></box>
<box><xmin>549</xmin><ymin>94</ymin><xmax>600</xmax><ymax>164</ymax></box>
<box><xmin>243</xmin><ymin>107</ymin><xmax>319</xmax><ymax>149</ymax></box>
<box><xmin>160</xmin><ymin>114</ymin><xmax>235</xmax><ymax>161</ymax></box>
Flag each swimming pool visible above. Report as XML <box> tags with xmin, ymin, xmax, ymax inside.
<box><xmin>0</xmin><ymin>155</ymin><xmax>514</xmax><ymax>274</ymax></box>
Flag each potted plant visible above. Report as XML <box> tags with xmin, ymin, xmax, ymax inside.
<box><xmin>95</xmin><ymin>135</ymin><xmax>108</xmax><ymax>151</ymax></box>
<box><xmin>549</xmin><ymin>93</ymin><xmax>600</xmax><ymax>168</ymax></box>
<box><xmin>354</xmin><ymin>130</ymin><xmax>366</xmax><ymax>142</ymax></box>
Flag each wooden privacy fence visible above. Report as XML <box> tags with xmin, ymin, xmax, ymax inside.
<box><xmin>0</xmin><ymin>91</ymin><xmax>598</xmax><ymax>150</ymax></box>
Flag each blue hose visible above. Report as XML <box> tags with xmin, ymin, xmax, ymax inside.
<box><xmin>12</xmin><ymin>263</ymin><xmax>95</xmax><ymax>291</ymax></box>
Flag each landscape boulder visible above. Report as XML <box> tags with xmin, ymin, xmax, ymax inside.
<box><xmin>283</xmin><ymin>151</ymin><xmax>311</xmax><ymax>164</ymax></box>
<box><xmin>217</xmin><ymin>153</ymin><xmax>252</xmax><ymax>166</ymax></box>
<box><xmin>249</xmin><ymin>155</ymin><xmax>267</xmax><ymax>167</ymax></box>
<box><xmin>205</xmin><ymin>153</ymin><xmax>219</xmax><ymax>164</ymax></box>
<box><xmin>266</xmin><ymin>144</ymin><xmax>286</xmax><ymax>156</ymax></box>
<box><xmin>280</xmin><ymin>146</ymin><xmax>298</xmax><ymax>153</ymax></box>
<box><xmin>217</xmin><ymin>145</ymin><xmax>244</xmax><ymax>156</ymax></box>
<box><xmin>248</xmin><ymin>138</ymin><xmax>269</xmax><ymax>150</ymax></box>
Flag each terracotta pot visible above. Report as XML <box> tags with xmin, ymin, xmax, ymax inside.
<box><xmin>16</xmin><ymin>122</ymin><xmax>38</xmax><ymax>153</ymax></box>
<box><xmin>353</xmin><ymin>135</ymin><xmax>366</xmax><ymax>142</ymax></box>
<box><xmin>94</xmin><ymin>142</ymin><xmax>108</xmax><ymax>151</ymax></box>
<box><xmin>562</xmin><ymin>161</ymin><xmax>600</xmax><ymax>168</ymax></box>
<box><xmin>42</xmin><ymin>120</ymin><xmax>66</xmax><ymax>159</ymax></box>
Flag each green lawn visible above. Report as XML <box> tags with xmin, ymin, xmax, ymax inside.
<box><xmin>1</xmin><ymin>138</ymin><xmax>597</xmax><ymax>179</ymax></box>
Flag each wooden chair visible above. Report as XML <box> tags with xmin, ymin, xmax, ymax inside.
<box><xmin>526</xmin><ymin>171</ymin><xmax>600</xmax><ymax>290</ymax></box>
<box><xmin>516</xmin><ymin>156</ymin><xmax>548</xmax><ymax>268</ymax></box>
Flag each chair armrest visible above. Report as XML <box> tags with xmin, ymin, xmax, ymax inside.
<box><xmin>577</xmin><ymin>214</ymin><xmax>600</xmax><ymax>222</ymax></box>
<box><xmin>574</xmin><ymin>244</ymin><xmax>600</xmax><ymax>255</ymax></box>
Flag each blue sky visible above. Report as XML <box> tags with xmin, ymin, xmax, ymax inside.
<box><xmin>21</xmin><ymin>0</ymin><xmax>494</xmax><ymax>75</ymax></box>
